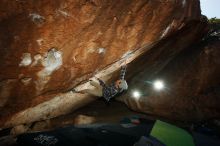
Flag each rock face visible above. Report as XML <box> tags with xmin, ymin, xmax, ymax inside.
<box><xmin>0</xmin><ymin>0</ymin><xmax>212</xmax><ymax>129</ymax></box>
<box><xmin>119</xmin><ymin>35</ymin><xmax>220</xmax><ymax>122</ymax></box>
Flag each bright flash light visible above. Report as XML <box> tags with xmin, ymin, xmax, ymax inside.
<box><xmin>153</xmin><ymin>80</ymin><xmax>164</xmax><ymax>91</ymax></box>
<box><xmin>132</xmin><ymin>90</ymin><xmax>141</xmax><ymax>99</ymax></box>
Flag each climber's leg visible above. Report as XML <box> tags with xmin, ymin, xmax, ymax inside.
<box><xmin>72</xmin><ymin>79</ymin><xmax>103</xmax><ymax>97</ymax></box>
<box><xmin>89</xmin><ymin>80</ymin><xmax>102</xmax><ymax>89</ymax></box>
<box><xmin>78</xmin><ymin>88</ymin><xmax>103</xmax><ymax>97</ymax></box>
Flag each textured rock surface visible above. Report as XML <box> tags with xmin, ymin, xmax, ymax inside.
<box><xmin>0</xmin><ymin>0</ymin><xmax>210</xmax><ymax>128</ymax></box>
<box><xmin>9</xmin><ymin>100</ymin><xmax>147</xmax><ymax>135</ymax></box>
<box><xmin>119</xmin><ymin>36</ymin><xmax>220</xmax><ymax>121</ymax></box>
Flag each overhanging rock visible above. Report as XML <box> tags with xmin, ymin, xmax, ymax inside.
<box><xmin>0</xmin><ymin>0</ymin><xmax>206</xmax><ymax>128</ymax></box>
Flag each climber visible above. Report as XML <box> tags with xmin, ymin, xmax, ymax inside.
<box><xmin>75</xmin><ymin>65</ymin><xmax>128</xmax><ymax>102</ymax></box>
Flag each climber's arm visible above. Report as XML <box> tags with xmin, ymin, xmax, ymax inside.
<box><xmin>120</xmin><ymin>65</ymin><xmax>127</xmax><ymax>80</ymax></box>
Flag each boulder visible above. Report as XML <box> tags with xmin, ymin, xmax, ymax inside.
<box><xmin>120</xmin><ymin>36</ymin><xmax>220</xmax><ymax>121</ymax></box>
<box><xmin>0</xmin><ymin>0</ymin><xmax>208</xmax><ymax>128</ymax></box>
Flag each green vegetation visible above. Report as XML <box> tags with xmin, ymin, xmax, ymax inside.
<box><xmin>208</xmin><ymin>17</ymin><xmax>220</xmax><ymax>32</ymax></box>
<box><xmin>209</xmin><ymin>17</ymin><xmax>220</xmax><ymax>24</ymax></box>
<box><xmin>203</xmin><ymin>17</ymin><xmax>220</xmax><ymax>39</ymax></box>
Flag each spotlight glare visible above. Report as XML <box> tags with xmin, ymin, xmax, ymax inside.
<box><xmin>153</xmin><ymin>80</ymin><xmax>164</xmax><ymax>91</ymax></box>
<box><xmin>132</xmin><ymin>90</ymin><xmax>141</xmax><ymax>99</ymax></box>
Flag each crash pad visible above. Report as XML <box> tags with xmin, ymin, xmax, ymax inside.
<box><xmin>150</xmin><ymin>120</ymin><xmax>195</xmax><ymax>146</ymax></box>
